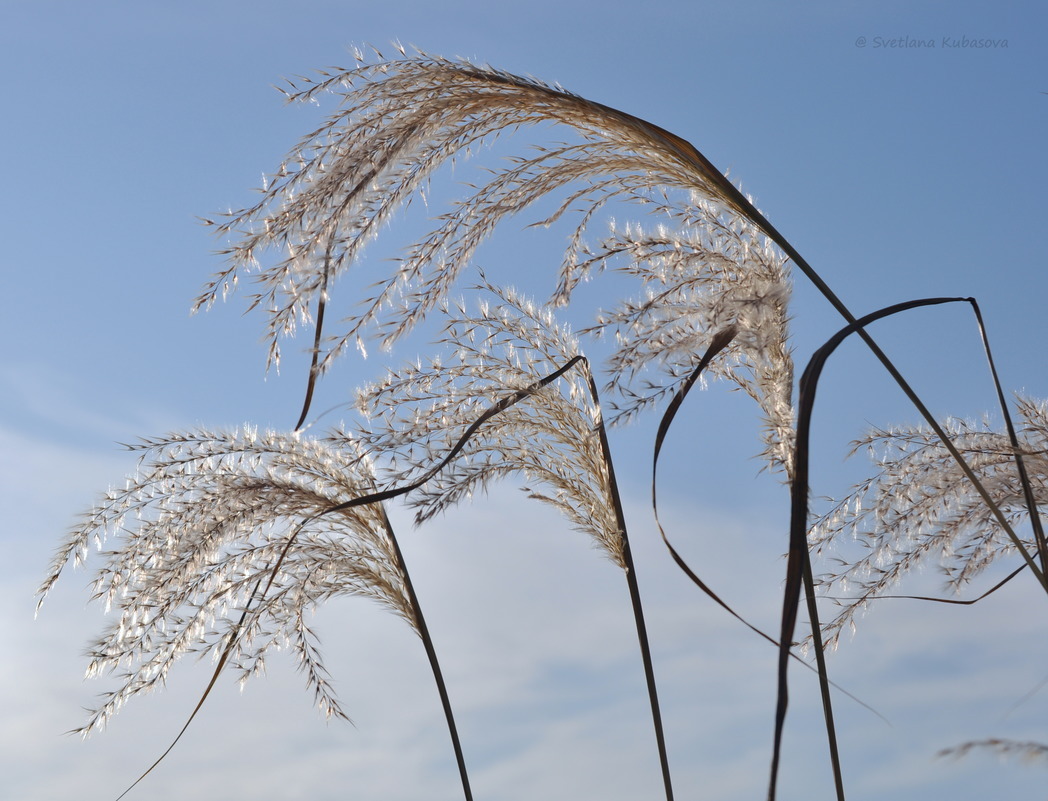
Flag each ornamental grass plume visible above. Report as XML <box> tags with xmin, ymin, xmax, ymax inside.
<box><xmin>355</xmin><ymin>279</ymin><xmax>622</xmax><ymax>563</ymax></box>
<box><xmin>809</xmin><ymin>395</ymin><xmax>1048</xmax><ymax>648</ymax></box>
<box><xmin>579</xmin><ymin>198</ymin><xmax>795</xmax><ymax>475</ymax></box>
<box><xmin>939</xmin><ymin>738</ymin><xmax>1048</xmax><ymax>764</ymax></box>
<box><xmin>49</xmin><ymin>44</ymin><xmax>1036</xmax><ymax>801</ymax></box>
<box><xmin>195</xmin><ymin>46</ymin><xmax>759</xmax><ymax>374</ymax></box>
<box><xmin>38</xmin><ymin>427</ymin><xmax>419</xmax><ymax>733</ymax></box>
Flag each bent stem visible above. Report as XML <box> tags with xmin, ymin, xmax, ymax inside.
<box><xmin>969</xmin><ymin>300</ymin><xmax>1048</xmax><ymax>577</ymax></box>
<box><xmin>778</xmin><ymin>295</ymin><xmax>1047</xmax><ymax>801</ymax></box>
<box><xmin>777</xmin><ymin>299</ymin><xmax>960</xmax><ymax>801</ymax></box>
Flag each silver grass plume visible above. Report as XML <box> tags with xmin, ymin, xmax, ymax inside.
<box><xmin>354</xmin><ymin>279</ymin><xmax>625</xmax><ymax>568</ymax></box>
<box><xmin>195</xmin><ymin>47</ymin><xmax>756</xmax><ymax>372</ymax></box>
<box><xmin>581</xmin><ymin>199</ymin><xmax>795</xmax><ymax>476</ymax></box>
<box><xmin>809</xmin><ymin>396</ymin><xmax>1048</xmax><ymax>647</ymax></box>
<box><xmin>38</xmin><ymin>427</ymin><xmax>414</xmax><ymax>733</ymax></box>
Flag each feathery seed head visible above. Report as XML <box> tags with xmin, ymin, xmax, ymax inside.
<box><xmin>357</xmin><ymin>281</ymin><xmax>625</xmax><ymax>567</ymax></box>
<box><xmin>810</xmin><ymin>396</ymin><xmax>1048</xmax><ymax>647</ymax></box>
<box><xmin>581</xmin><ymin>202</ymin><xmax>795</xmax><ymax>474</ymax></box>
<box><xmin>197</xmin><ymin>50</ymin><xmax>754</xmax><ymax>373</ymax></box>
<box><xmin>38</xmin><ymin>427</ymin><xmax>414</xmax><ymax>733</ymax></box>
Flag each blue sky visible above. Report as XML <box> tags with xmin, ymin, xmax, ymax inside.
<box><xmin>2</xmin><ymin>1</ymin><xmax>1047</xmax><ymax>799</ymax></box>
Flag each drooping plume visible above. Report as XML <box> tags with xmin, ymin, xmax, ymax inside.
<box><xmin>810</xmin><ymin>396</ymin><xmax>1048</xmax><ymax>646</ymax></box>
<box><xmin>354</xmin><ymin>279</ymin><xmax>625</xmax><ymax>567</ymax></box>
<box><xmin>39</xmin><ymin>427</ymin><xmax>414</xmax><ymax>732</ymax></box>
<box><xmin>197</xmin><ymin>48</ymin><xmax>756</xmax><ymax>372</ymax></box>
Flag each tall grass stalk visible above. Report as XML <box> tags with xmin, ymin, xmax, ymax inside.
<box><xmin>355</xmin><ymin>284</ymin><xmax>675</xmax><ymax>799</ymax></box>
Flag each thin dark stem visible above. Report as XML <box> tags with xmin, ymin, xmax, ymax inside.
<box><xmin>777</xmin><ymin>298</ymin><xmax>969</xmax><ymax>801</ymax></box>
<box><xmin>779</xmin><ymin>296</ymin><xmax>997</xmax><ymax>801</ymax></box>
<box><xmin>800</xmin><ymin>551</ymin><xmax>844</xmax><ymax>801</ymax></box>
<box><xmin>648</xmin><ymin>327</ymin><xmax>885</xmax><ymax>726</ymax></box>
<box><xmin>969</xmin><ymin>300</ymin><xmax>1048</xmax><ymax>578</ymax></box>
<box><xmin>823</xmin><ymin>562</ymin><xmax>1026</xmax><ymax>607</ymax></box>
<box><xmin>378</xmin><ymin>508</ymin><xmax>473</xmax><ymax>801</ymax></box>
<box><xmin>583</xmin><ymin>366</ymin><xmax>675</xmax><ymax>801</ymax></box>
<box><xmin>294</xmin><ymin>241</ymin><xmax>332</xmax><ymax>432</ymax></box>
<box><xmin>619</xmin><ymin>537</ymin><xmax>675</xmax><ymax>801</ymax></box>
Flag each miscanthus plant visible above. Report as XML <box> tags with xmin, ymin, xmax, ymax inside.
<box><xmin>43</xmin><ymin>46</ymin><xmax>1045</xmax><ymax>801</ymax></box>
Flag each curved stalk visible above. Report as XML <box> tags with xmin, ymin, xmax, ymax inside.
<box><xmin>779</xmin><ymin>296</ymin><xmax>1048</xmax><ymax>801</ymax></box>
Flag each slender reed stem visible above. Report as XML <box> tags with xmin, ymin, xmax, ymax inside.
<box><xmin>378</xmin><ymin>508</ymin><xmax>473</xmax><ymax>801</ymax></box>
<box><xmin>799</xmin><ymin>551</ymin><xmax>844</xmax><ymax>801</ymax></box>
<box><xmin>582</xmin><ymin>367</ymin><xmax>675</xmax><ymax>801</ymax></box>
<box><xmin>619</xmin><ymin>536</ymin><xmax>675</xmax><ymax>801</ymax></box>
<box><xmin>969</xmin><ymin>301</ymin><xmax>1048</xmax><ymax>578</ymax></box>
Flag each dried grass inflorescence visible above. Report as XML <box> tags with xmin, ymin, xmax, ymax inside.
<box><xmin>810</xmin><ymin>396</ymin><xmax>1048</xmax><ymax>646</ymax></box>
<box><xmin>38</xmin><ymin>427</ymin><xmax>413</xmax><ymax>732</ymax></box>
<box><xmin>579</xmin><ymin>198</ymin><xmax>795</xmax><ymax>475</ymax></box>
<box><xmin>355</xmin><ymin>279</ymin><xmax>625</xmax><ymax>568</ymax></box>
<box><xmin>45</xmin><ymin>49</ymin><xmax>800</xmax><ymax>774</ymax></box>
<box><xmin>195</xmin><ymin>47</ymin><xmax>757</xmax><ymax>372</ymax></box>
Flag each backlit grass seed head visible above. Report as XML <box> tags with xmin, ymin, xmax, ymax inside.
<box><xmin>581</xmin><ymin>202</ymin><xmax>795</xmax><ymax>475</ymax></box>
<box><xmin>810</xmin><ymin>396</ymin><xmax>1048</xmax><ymax>647</ymax></box>
<box><xmin>196</xmin><ymin>49</ymin><xmax>754</xmax><ymax>372</ymax></box>
<box><xmin>355</xmin><ymin>281</ymin><xmax>625</xmax><ymax>568</ymax></box>
<box><xmin>38</xmin><ymin>427</ymin><xmax>414</xmax><ymax>733</ymax></box>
